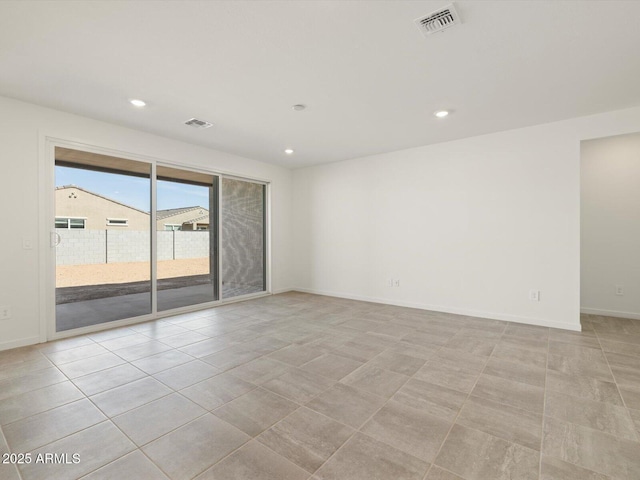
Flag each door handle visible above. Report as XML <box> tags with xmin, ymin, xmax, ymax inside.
<box><xmin>51</xmin><ymin>232</ymin><xmax>61</xmax><ymax>247</ymax></box>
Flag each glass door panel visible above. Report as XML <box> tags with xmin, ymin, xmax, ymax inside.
<box><xmin>55</xmin><ymin>147</ymin><xmax>151</xmax><ymax>331</ymax></box>
<box><xmin>156</xmin><ymin>166</ymin><xmax>218</xmax><ymax>311</ymax></box>
<box><xmin>221</xmin><ymin>178</ymin><xmax>266</xmax><ymax>298</ymax></box>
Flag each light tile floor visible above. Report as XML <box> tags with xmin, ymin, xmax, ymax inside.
<box><xmin>1</xmin><ymin>292</ymin><xmax>640</xmax><ymax>480</ymax></box>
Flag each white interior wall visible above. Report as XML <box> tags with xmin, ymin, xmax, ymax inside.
<box><xmin>581</xmin><ymin>132</ymin><xmax>640</xmax><ymax>319</ymax></box>
<box><xmin>3</xmin><ymin>95</ymin><xmax>640</xmax><ymax>350</ymax></box>
<box><xmin>0</xmin><ymin>95</ymin><xmax>293</xmax><ymax>351</ymax></box>
<box><xmin>293</xmin><ymin>105</ymin><xmax>640</xmax><ymax>331</ymax></box>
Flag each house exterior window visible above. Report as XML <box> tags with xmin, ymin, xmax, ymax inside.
<box><xmin>164</xmin><ymin>224</ymin><xmax>182</xmax><ymax>231</ymax></box>
<box><xmin>106</xmin><ymin>218</ymin><xmax>128</xmax><ymax>226</ymax></box>
<box><xmin>55</xmin><ymin>217</ymin><xmax>86</xmax><ymax>229</ymax></box>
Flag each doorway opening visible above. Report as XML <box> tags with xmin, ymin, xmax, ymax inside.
<box><xmin>581</xmin><ymin>132</ymin><xmax>640</xmax><ymax>323</ymax></box>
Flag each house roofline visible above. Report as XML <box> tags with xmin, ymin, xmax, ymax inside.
<box><xmin>56</xmin><ymin>185</ymin><xmax>150</xmax><ymax>215</ymax></box>
<box><xmin>156</xmin><ymin>205</ymin><xmax>208</xmax><ymax>220</ymax></box>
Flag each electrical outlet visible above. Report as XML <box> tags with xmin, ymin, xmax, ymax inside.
<box><xmin>22</xmin><ymin>238</ymin><xmax>33</xmax><ymax>250</ymax></box>
<box><xmin>393</xmin><ymin>279</ymin><xmax>400</xmax><ymax>287</ymax></box>
<box><xmin>0</xmin><ymin>306</ymin><xmax>11</xmax><ymax>321</ymax></box>
<box><xmin>529</xmin><ymin>290</ymin><xmax>540</xmax><ymax>302</ymax></box>
<box><xmin>387</xmin><ymin>278</ymin><xmax>393</xmax><ymax>287</ymax></box>
<box><xmin>615</xmin><ymin>285</ymin><xmax>624</xmax><ymax>296</ymax></box>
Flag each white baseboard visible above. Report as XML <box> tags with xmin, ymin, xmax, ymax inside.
<box><xmin>293</xmin><ymin>287</ymin><xmax>581</xmax><ymax>332</ymax></box>
<box><xmin>272</xmin><ymin>287</ymin><xmax>295</xmax><ymax>295</ymax></box>
<box><xmin>0</xmin><ymin>336</ymin><xmax>41</xmax><ymax>352</ymax></box>
<box><xmin>581</xmin><ymin>307</ymin><xmax>640</xmax><ymax>321</ymax></box>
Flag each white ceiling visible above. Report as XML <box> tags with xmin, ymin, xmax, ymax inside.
<box><xmin>1</xmin><ymin>1</ymin><xmax>640</xmax><ymax>168</ymax></box>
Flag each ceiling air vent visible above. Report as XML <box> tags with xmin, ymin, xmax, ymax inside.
<box><xmin>184</xmin><ymin>118</ymin><xmax>213</xmax><ymax>129</ymax></box>
<box><xmin>415</xmin><ymin>3</ymin><xmax>461</xmax><ymax>36</ymax></box>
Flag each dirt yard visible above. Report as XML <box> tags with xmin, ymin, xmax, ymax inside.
<box><xmin>57</xmin><ymin>258</ymin><xmax>210</xmax><ymax>287</ymax></box>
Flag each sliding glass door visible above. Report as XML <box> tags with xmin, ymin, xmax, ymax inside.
<box><xmin>156</xmin><ymin>166</ymin><xmax>218</xmax><ymax>311</ymax></box>
<box><xmin>221</xmin><ymin>178</ymin><xmax>266</xmax><ymax>298</ymax></box>
<box><xmin>54</xmin><ymin>149</ymin><xmax>152</xmax><ymax>331</ymax></box>
<box><xmin>53</xmin><ymin>146</ymin><xmax>267</xmax><ymax>333</ymax></box>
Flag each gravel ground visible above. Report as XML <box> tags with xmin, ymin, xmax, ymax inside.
<box><xmin>55</xmin><ymin>258</ymin><xmax>262</xmax><ymax>305</ymax></box>
<box><xmin>56</xmin><ymin>258</ymin><xmax>210</xmax><ymax>287</ymax></box>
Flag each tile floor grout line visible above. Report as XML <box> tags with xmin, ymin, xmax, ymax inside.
<box><xmin>68</xmin><ymin>340</ymin><xmax>258</xmax><ymax>480</ymax></box>
<box><xmin>35</xmin><ymin>335</ymin><xmax>99</xmax><ymax>353</ymax></box>
<box><xmin>421</xmin><ymin>322</ymin><xmax>509</xmax><ymax>480</ymax></box>
<box><xmin>2</xmin><ymin>399</ymin><xmax>111</xmax><ymax>454</ymax></box>
<box><xmin>75</xmin><ymin>449</ymin><xmax>169</xmax><ymax>480</ymax></box>
<box><xmin>10</xmin><ymin>418</ymin><xmax>127</xmax><ymax>479</ymax></box>
<box><xmin>0</xmin><ymin>423</ymin><xmax>24</xmax><ymax>480</ymax></box>
<box><xmin>176</xmin><ymin>424</ymin><xmax>257</xmax><ymax>479</ymax></box>
<box><xmin>308</xmin><ymin>320</ymin><xmax>459</xmax><ymax>479</ymax></box>
<box><xmin>0</xmin><ymin>390</ymin><xmax>86</xmax><ymax>431</ymax></box>
<box><xmin>40</xmin><ymin>344</ymin><xmax>108</xmax><ymax>364</ymax></box>
<box><xmin>537</xmin><ymin>317</ymin><xmax>640</xmax><ymax>478</ymax></box>
<box><xmin>55</xmin><ymin>355</ymin><xmax>130</xmax><ymax>380</ymax></box>
<box><xmin>0</xmin><ymin>361</ymin><xmax>58</xmax><ymax>385</ymax></box>
<box><xmin>250</xmin><ymin>351</ymin><xmax>401</xmax><ymax>435</ymax></box>
<box><xmin>538</xmin><ymin>326</ymin><xmax>551</xmax><ymax>480</ymax></box>
<box><xmin>592</xmin><ymin>325</ymin><xmax>640</xmax><ymax>443</ymax></box>
<box><xmin>91</xmin><ymin>335</ymin><xmax>280</xmax><ymax>479</ymax></box>
<box><xmin>186</xmin><ymin>335</ymin><xmax>352</xmax><ymax>460</ymax></box>
<box><xmin>242</xmin><ymin>414</ymin><xmax>323</xmax><ymax>479</ymax></box>
<box><xmin>120</xmin><ymin>413</ymin><xmax>214</xmax><ymax>480</ymax></box>
<box><xmin>180</xmin><ymin>370</ymin><xmax>261</xmax><ymax>401</ymax></box>
<box><xmin>0</xmin><ymin>362</ymin><xmax>69</xmax><ymax>399</ymax></box>
<box><xmin>282</xmin><ymin>323</ymin><xmax>436</xmax><ymax>476</ymax></box>
<box><xmin>68</xmin><ymin>363</ymin><xmax>146</xmax><ymax>396</ymax></box>
<box><xmin>71</xmin><ymin>342</ymin><xmax>208</xmax><ymax>427</ymax></box>
<box><xmin>251</xmin><ymin>375</ymin><xmax>328</xmax><ymax>410</ymax></box>
<box><xmin>85</xmin><ymin>379</ymin><xmax>176</xmax><ymax>415</ymax></box>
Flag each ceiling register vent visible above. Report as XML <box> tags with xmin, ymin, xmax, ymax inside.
<box><xmin>184</xmin><ymin>118</ymin><xmax>213</xmax><ymax>129</ymax></box>
<box><xmin>415</xmin><ymin>3</ymin><xmax>461</xmax><ymax>36</ymax></box>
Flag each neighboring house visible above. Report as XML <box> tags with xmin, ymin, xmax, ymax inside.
<box><xmin>156</xmin><ymin>206</ymin><xmax>210</xmax><ymax>231</ymax></box>
<box><xmin>55</xmin><ymin>185</ymin><xmax>210</xmax><ymax>231</ymax></box>
<box><xmin>55</xmin><ymin>185</ymin><xmax>149</xmax><ymax>230</ymax></box>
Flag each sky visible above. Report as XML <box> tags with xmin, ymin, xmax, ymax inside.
<box><xmin>55</xmin><ymin>166</ymin><xmax>209</xmax><ymax>211</ymax></box>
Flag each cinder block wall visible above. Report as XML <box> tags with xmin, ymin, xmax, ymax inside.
<box><xmin>174</xmin><ymin>231</ymin><xmax>210</xmax><ymax>259</ymax></box>
<box><xmin>157</xmin><ymin>231</ymin><xmax>174</xmax><ymax>260</ymax></box>
<box><xmin>55</xmin><ymin>229</ymin><xmax>106</xmax><ymax>265</ymax></box>
<box><xmin>106</xmin><ymin>230</ymin><xmax>150</xmax><ymax>263</ymax></box>
<box><xmin>55</xmin><ymin>229</ymin><xmax>209</xmax><ymax>265</ymax></box>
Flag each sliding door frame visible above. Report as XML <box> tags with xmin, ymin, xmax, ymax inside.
<box><xmin>39</xmin><ymin>136</ymin><xmax>271</xmax><ymax>342</ymax></box>
<box><xmin>155</xmin><ymin>163</ymin><xmax>220</xmax><ymax>312</ymax></box>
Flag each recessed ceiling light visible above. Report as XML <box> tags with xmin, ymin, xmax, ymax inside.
<box><xmin>284</xmin><ymin>149</ymin><xmax>294</xmax><ymax>155</ymax></box>
<box><xmin>292</xmin><ymin>104</ymin><xmax>306</xmax><ymax>111</ymax></box>
<box><xmin>130</xmin><ymin>99</ymin><xmax>146</xmax><ymax>107</ymax></box>
<box><xmin>434</xmin><ymin>110</ymin><xmax>449</xmax><ymax>118</ymax></box>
